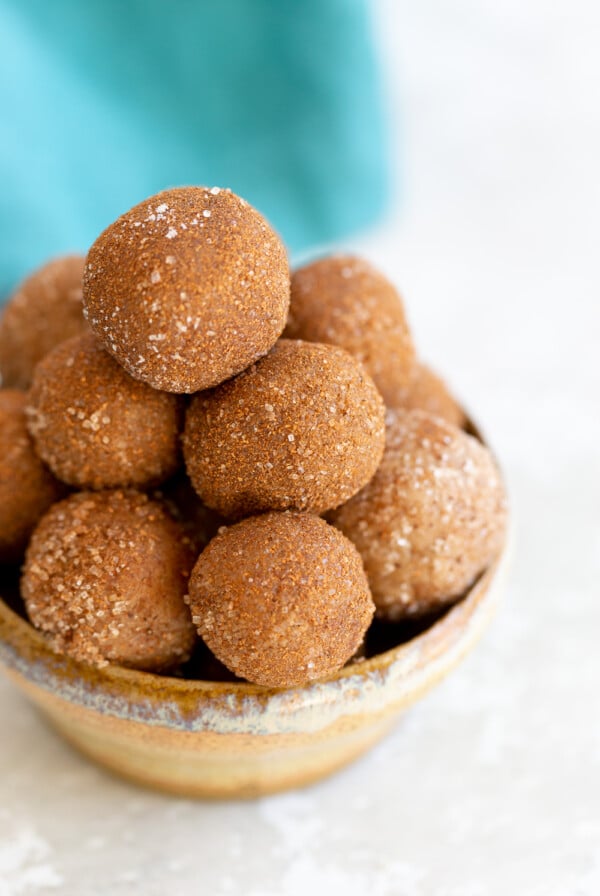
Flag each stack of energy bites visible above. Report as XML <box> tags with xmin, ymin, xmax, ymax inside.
<box><xmin>0</xmin><ymin>187</ymin><xmax>507</xmax><ymax>688</ymax></box>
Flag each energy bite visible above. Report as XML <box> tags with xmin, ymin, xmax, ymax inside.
<box><xmin>183</xmin><ymin>339</ymin><xmax>386</xmax><ymax>518</ymax></box>
<box><xmin>0</xmin><ymin>390</ymin><xmax>65</xmax><ymax>563</ymax></box>
<box><xmin>22</xmin><ymin>490</ymin><xmax>196</xmax><ymax>670</ymax></box>
<box><xmin>26</xmin><ymin>333</ymin><xmax>182</xmax><ymax>490</ymax></box>
<box><xmin>187</xmin><ymin>512</ymin><xmax>375</xmax><ymax>688</ymax></box>
<box><xmin>285</xmin><ymin>255</ymin><xmax>416</xmax><ymax>406</ymax></box>
<box><xmin>0</xmin><ymin>255</ymin><xmax>87</xmax><ymax>390</ymax></box>
<box><xmin>392</xmin><ymin>363</ymin><xmax>466</xmax><ymax>429</ymax></box>
<box><xmin>83</xmin><ymin>187</ymin><xmax>290</xmax><ymax>393</ymax></box>
<box><xmin>328</xmin><ymin>409</ymin><xmax>507</xmax><ymax>620</ymax></box>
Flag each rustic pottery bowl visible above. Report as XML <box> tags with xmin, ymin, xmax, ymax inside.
<box><xmin>0</xmin><ymin>412</ymin><xmax>508</xmax><ymax>799</ymax></box>
<box><xmin>0</xmin><ymin>550</ymin><xmax>507</xmax><ymax>799</ymax></box>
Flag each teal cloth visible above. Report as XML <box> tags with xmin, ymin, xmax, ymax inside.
<box><xmin>0</xmin><ymin>0</ymin><xmax>388</xmax><ymax>295</ymax></box>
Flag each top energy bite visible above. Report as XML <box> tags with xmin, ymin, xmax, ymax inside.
<box><xmin>83</xmin><ymin>187</ymin><xmax>290</xmax><ymax>393</ymax></box>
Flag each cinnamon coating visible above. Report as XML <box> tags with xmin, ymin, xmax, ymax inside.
<box><xmin>183</xmin><ymin>339</ymin><xmax>386</xmax><ymax>518</ymax></box>
<box><xmin>392</xmin><ymin>363</ymin><xmax>466</xmax><ymax>429</ymax></box>
<box><xmin>0</xmin><ymin>255</ymin><xmax>88</xmax><ymax>390</ymax></box>
<box><xmin>285</xmin><ymin>255</ymin><xmax>416</xmax><ymax>406</ymax></box>
<box><xmin>0</xmin><ymin>390</ymin><xmax>65</xmax><ymax>563</ymax></box>
<box><xmin>22</xmin><ymin>490</ymin><xmax>196</xmax><ymax>670</ymax></box>
<box><xmin>328</xmin><ymin>409</ymin><xmax>507</xmax><ymax>620</ymax></box>
<box><xmin>26</xmin><ymin>333</ymin><xmax>182</xmax><ymax>490</ymax></box>
<box><xmin>186</xmin><ymin>512</ymin><xmax>375</xmax><ymax>687</ymax></box>
<box><xmin>83</xmin><ymin>187</ymin><xmax>290</xmax><ymax>393</ymax></box>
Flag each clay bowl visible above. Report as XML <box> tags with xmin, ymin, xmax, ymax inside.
<box><xmin>0</xmin><ymin>419</ymin><xmax>509</xmax><ymax>799</ymax></box>
<box><xmin>0</xmin><ymin>555</ymin><xmax>506</xmax><ymax>799</ymax></box>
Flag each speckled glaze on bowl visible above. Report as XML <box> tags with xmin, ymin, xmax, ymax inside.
<box><xmin>0</xmin><ymin>543</ymin><xmax>507</xmax><ymax>798</ymax></box>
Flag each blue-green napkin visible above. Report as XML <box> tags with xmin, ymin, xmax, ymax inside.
<box><xmin>0</xmin><ymin>0</ymin><xmax>388</xmax><ymax>294</ymax></box>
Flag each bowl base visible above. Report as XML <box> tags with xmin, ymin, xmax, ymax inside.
<box><xmin>44</xmin><ymin>706</ymin><xmax>396</xmax><ymax>798</ymax></box>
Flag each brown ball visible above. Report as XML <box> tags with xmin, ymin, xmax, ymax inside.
<box><xmin>392</xmin><ymin>363</ymin><xmax>466</xmax><ymax>429</ymax></box>
<box><xmin>186</xmin><ymin>512</ymin><xmax>375</xmax><ymax>688</ymax></box>
<box><xmin>285</xmin><ymin>255</ymin><xmax>416</xmax><ymax>406</ymax></box>
<box><xmin>0</xmin><ymin>255</ymin><xmax>88</xmax><ymax>390</ymax></box>
<box><xmin>26</xmin><ymin>333</ymin><xmax>182</xmax><ymax>490</ymax></box>
<box><xmin>22</xmin><ymin>490</ymin><xmax>196</xmax><ymax>670</ymax></box>
<box><xmin>83</xmin><ymin>187</ymin><xmax>290</xmax><ymax>393</ymax></box>
<box><xmin>183</xmin><ymin>339</ymin><xmax>386</xmax><ymax>518</ymax></box>
<box><xmin>0</xmin><ymin>390</ymin><xmax>65</xmax><ymax>563</ymax></box>
<box><xmin>328</xmin><ymin>409</ymin><xmax>507</xmax><ymax>620</ymax></box>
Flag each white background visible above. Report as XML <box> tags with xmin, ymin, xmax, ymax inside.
<box><xmin>1</xmin><ymin>1</ymin><xmax>599</xmax><ymax>893</ymax></box>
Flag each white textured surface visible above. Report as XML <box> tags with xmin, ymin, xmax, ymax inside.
<box><xmin>1</xmin><ymin>1</ymin><xmax>599</xmax><ymax>893</ymax></box>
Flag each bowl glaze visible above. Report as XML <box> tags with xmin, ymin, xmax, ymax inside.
<box><xmin>0</xmin><ymin>544</ymin><xmax>507</xmax><ymax>798</ymax></box>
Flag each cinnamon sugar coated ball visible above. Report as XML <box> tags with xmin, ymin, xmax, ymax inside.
<box><xmin>395</xmin><ymin>363</ymin><xmax>466</xmax><ymax>428</ymax></box>
<box><xmin>329</xmin><ymin>409</ymin><xmax>507</xmax><ymax>620</ymax></box>
<box><xmin>183</xmin><ymin>339</ymin><xmax>386</xmax><ymax>518</ymax></box>
<box><xmin>0</xmin><ymin>390</ymin><xmax>65</xmax><ymax>563</ymax></box>
<box><xmin>187</xmin><ymin>512</ymin><xmax>375</xmax><ymax>687</ymax></box>
<box><xmin>26</xmin><ymin>333</ymin><xmax>182</xmax><ymax>489</ymax></box>
<box><xmin>22</xmin><ymin>490</ymin><xmax>196</xmax><ymax>670</ymax></box>
<box><xmin>83</xmin><ymin>187</ymin><xmax>290</xmax><ymax>393</ymax></box>
<box><xmin>0</xmin><ymin>255</ymin><xmax>88</xmax><ymax>389</ymax></box>
<box><xmin>285</xmin><ymin>255</ymin><xmax>416</xmax><ymax>406</ymax></box>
